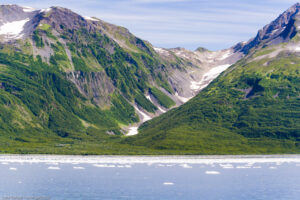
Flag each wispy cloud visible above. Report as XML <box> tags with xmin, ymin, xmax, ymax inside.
<box><xmin>1</xmin><ymin>0</ymin><xmax>297</xmax><ymax>50</ymax></box>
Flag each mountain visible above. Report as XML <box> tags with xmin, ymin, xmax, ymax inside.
<box><xmin>2</xmin><ymin>3</ymin><xmax>299</xmax><ymax>155</ymax></box>
<box><xmin>125</xmin><ymin>3</ymin><xmax>300</xmax><ymax>154</ymax></box>
<box><xmin>0</xmin><ymin>4</ymin><xmax>242</xmax><ymax>154</ymax></box>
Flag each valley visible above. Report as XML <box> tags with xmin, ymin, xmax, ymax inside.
<box><xmin>0</xmin><ymin>3</ymin><xmax>299</xmax><ymax>155</ymax></box>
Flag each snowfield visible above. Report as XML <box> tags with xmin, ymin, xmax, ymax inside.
<box><xmin>0</xmin><ymin>18</ymin><xmax>30</xmax><ymax>40</ymax></box>
<box><xmin>190</xmin><ymin>64</ymin><xmax>231</xmax><ymax>91</ymax></box>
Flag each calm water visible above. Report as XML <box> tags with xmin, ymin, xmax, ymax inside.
<box><xmin>0</xmin><ymin>155</ymin><xmax>300</xmax><ymax>200</ymax></box>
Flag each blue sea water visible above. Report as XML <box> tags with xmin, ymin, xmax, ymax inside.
<box><xmin>0</xmin><ymin>155</ymin><xmax>299</xmax><ymax>200</ymax></box>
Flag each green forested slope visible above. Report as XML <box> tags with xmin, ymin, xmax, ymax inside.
<box><xmin>126</xmin><ymin>50</ymin><xmax>300</xmax><ymax>154</ymax></box>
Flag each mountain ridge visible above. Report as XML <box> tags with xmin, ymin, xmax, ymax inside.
<box><xmin>0</xmin><ymin>3</ymin><xmax>299</xmax><ymax>154</ymax></box>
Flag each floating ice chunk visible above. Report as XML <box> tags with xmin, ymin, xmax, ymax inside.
<box><xmin>1</xmin><ymin>162</ymin><xmax>8</xmax><ymax>165</ymax></box>
<box><xmin>220</xmin><ymin>164</ymin><xmax>234</xmax><ymax>169</ymax></box>
<box><xmin>236</xmin><ymin>166</ymin><xmax>251</xmax><ymax>169</ymax></box>
<box><xmin>180</xmin><ymin>164</ymin><xmax>192</xmax><ymax>168</ymax></box>
<box><xmin>253</xmin><ymin>166</ymin><xmax>262</xmax><ymax>169</ymax></box>
<box><xmin>48</xmin><ymin>166</ymin><xmax>60</xmax><ymax>170</ymax></box>
<box><xmin>18</xmin><ymin>181</ymin><xmax>22</xmax><ymax>184</ymax></box>
<box><xmin>205</xmin><ymin>171</ymin><xmax>220</xmax><ymax>175</ymax></box>
<box><xmin>9</xmin><ymin>167</ymin><xmax>17</xmax><ymax>171</ymax></box>
<box><xmin>163</xmin><ymin>182</ymin><xmax>174</xmax><ymax>185</ymax></box>
<box><xmin>269</xmin><ymin>166</ymin><xmax>277</xmax><ymax>169</ymax></box>
<box><xmin>73</xmin><ymin>166</ymin><xmax>85</xmax><ymax>170</ymax></box>
<box><xmin>93</xmin><ymin>164</ymin><xmax>116</xmax><ymax>168</ymax></box>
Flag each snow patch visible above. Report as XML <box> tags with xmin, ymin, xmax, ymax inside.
<box><xmin>190</xmin><ymin>64</ymin><xmax>231</xmax><ymax>91</ymax></box>
<box><xmin>175</xmin><ymin>92</ymin><xmax>191</xmax><ymax>103</ymax></box>
<box><xmin>220</xmin><ymin>51</ymin><xmax>232</xmax><ymax>60</ymax></box>
<box><xmin>84</xmin><ymin>16</ymin><xmax>100</xmax><ymax>21</ymax></box>
<box><xmin>134</xmin><ymin>106</ymin><xmax>152</xmax><ymax>122</ymax></box>
<box><xmin>40</xmin><ymin>8</ymin><xmax>52</xmax><ymax>13</ymax></box>
<box><xmin>146</xmin><ymin>95</ymin><xmax>166</xmax><ymax>113</ymax></box>
<box><xmin>294</xmin><ymin>47</ymin><xmax>300</xmax><ymax>52</ymax></box>
<box><xmin>22</xmin><ymin>6</ymin><xmax>36</xmax><ymax>12</ymax></box>
<box><xmin>9</xmin><ymin>167</ymin><xmax>17</xmax><ymax>171</ymax></box>
<box><xmin>127</xmin><ymin>127</ymin><xmax>138</xmax><ymax>136</ymax></box>
<box><xmin>0</xmin><ymin>18</ymin><xmax>30</xmax><ymax>40</ymax></box>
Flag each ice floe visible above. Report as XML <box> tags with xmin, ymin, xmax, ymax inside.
<box><xmin>205</xmin><ymin>171</ymin><xmax>220</xmax><ymax>175</ymax></box>
<box><xmin>180</xmin><ymin>163</ymin><xmax>192</xmax><ymax>168</ymax></box>
<box><xmin>73</xmin><ymin>166</ymin><xmax>85</xmax><ymax>170</ymax></box>
<box><xmin>9</xmin><ymin>167</ymin><xmax>17</xmax><ymax>171</ymax></box>
<box><xmin>236</xmin><ymin>166</ymin><xmax>251</xmax><ymax>169</ymax></box>
<box><xmin>163</xmin><ymin>182</ymin><xmax>174</xmax><ymax>185</ymax></box>
<box><xmin>93</xmin><ymin>164</ymin><xmax>116</xmax><ymax>168</ymax></box>
<box><xmin>220</xmin><ymin>164</ymin><xmax>234</xmax><ymax>169</ymax></box>
<box><xmin>48</xmin><ymin>166</ymin><xmax>60</xmax><ymax>170</ymax></box>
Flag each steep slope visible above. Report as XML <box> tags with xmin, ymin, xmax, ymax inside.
<box><xmin>0</xmin><ymin>4</ymin><xmax>243</xmax><ymax>153</ymax></box>
<box><xmin>126</xmin><ymin>3</ymin><xmax>300</xmax><ymax>154</ymax></box>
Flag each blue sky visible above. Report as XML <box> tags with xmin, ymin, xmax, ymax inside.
<box><xmin>2</xmin><ymin>0</ymin><xmax>300</xmax><ymax>50</ymax></box>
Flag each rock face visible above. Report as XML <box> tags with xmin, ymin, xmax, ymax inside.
<box><xmin>66</xmin><ymin>71</ymin><xmax>115</xmax><ymax>106</ymax></box>
<box><xmin>236</xmin><ymin>3</ymin><xmax>300</xmax><ymax>54</ymax></box>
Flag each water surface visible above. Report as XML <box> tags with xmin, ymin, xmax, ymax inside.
<box><xmin>0</xmin><ymin>155</ymin><xmax>299</xmax><ymax>200</ymax></box>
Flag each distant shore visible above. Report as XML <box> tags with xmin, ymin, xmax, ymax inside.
<box><xmin>0</xmin><ymin>154</ymin><xmax>300</xmax><ymax>164</ymax></box>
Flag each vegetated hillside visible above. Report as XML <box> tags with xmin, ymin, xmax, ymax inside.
<box><xmin>125</xmin><ymin>3</ymin><xmax>300</xmax><ymax>154</ymax></box>
<box><xmin>0</xmin><ymin>5</ymin><xmax>241</xmax><ymax>154</ymax></box>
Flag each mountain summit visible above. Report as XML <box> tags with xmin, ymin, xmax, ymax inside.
<box><xmin>236</xmin><ymin>3</ymin><xmax>300</xmax><ymax>54</ymax></box>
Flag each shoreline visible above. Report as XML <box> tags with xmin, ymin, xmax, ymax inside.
<box><xmin>1</xmin><ymin>154</ymin><xmax>300</xmax><ymax>164</ymax></box>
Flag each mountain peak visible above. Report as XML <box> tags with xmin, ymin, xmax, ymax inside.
<box><xmin>236</xmin><ymin>2</ymin><xmax>300</xmax><ymax>54</ymax></box>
